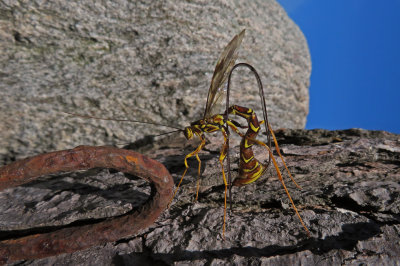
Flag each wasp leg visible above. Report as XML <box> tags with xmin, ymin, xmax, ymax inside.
<box><xmin>243</xmin><ymin>135</ymin><xmax>311</xmax><ymax>236</ymax></box>
<box><xmin>218</xmin><ymin>128</ymin><xmax>229</xmax><ymax>239</ymax></box>
<box><xmin>195</xmin><ymin>153</ymin><xmax>202</xmax><ymax>202</ymax></box>
<box><xmin>227</xmin><ymin>120</ymin><xmax>246</xmax><ymax>138</ymax></box>
<box><xmin>225</xmin><ymin>120</ymin><xmax>245</xmax><ymax>211</ymax></box>
<box><xmin>259</xmin><ymin>120</ymin><xmax>301</xmax><ymax>189</ymax></box>
<box><xmin>168</xmin><ymin>135</ymin><xmax>206</xmax><ymax>208</ymax></box>
<box><xmin>228</xmin><ymin>118</ymin><xmax>309</xmax><ymax>235</ymax></box>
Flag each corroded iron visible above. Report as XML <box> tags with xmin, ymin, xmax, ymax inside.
<box><xmin>0</xmin><ymin>145</ymin><xmax>173</xmax><ymax>264</ymax></box>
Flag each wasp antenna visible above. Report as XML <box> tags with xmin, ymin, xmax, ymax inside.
<box><xmin>151</xmin><ymin>129</ymin><xmax>183</xmax><ymax>137</ymax></box>
<box><xmin>61</xmin><ymin>111</ymin><xmax>183</xmax><ymax>131</ymax></box>
<box><xmin>114</xmin><ymin>129</ymin><xmax>182</xmax><ymax>147</ymax></box>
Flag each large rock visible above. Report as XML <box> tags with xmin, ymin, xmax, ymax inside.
<box><xmin>0</xmin><ymin>128</ymin><xmax>399</xmax><ymax>264</ymax></box>
<box><xmin>0</xmin><ymin>0</ymin><xmax>310</xmax><ymax>165</ymax></box>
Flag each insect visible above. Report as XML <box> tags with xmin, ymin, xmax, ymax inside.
<box><xmin>63</xmin><ymin>29</ymin><xmax>310</xmax><ymax>238</ymax></box>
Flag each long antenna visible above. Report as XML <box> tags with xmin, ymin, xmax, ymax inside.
<box><xmin>61</xmin><ymin>111</ymin><xmax>183</xmax><ymax>131</ymax></box>
<box><xmin>152</xmin><ymin>129</ymin><xmax>183</xmax><ymax>137</ymax></box>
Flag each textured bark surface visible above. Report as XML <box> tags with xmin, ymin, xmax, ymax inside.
<box><xmin>0</xmin><ymin>128</ymin><xmax>399</xmax><ymax>265</ymax></box>
<box><xmin>0</xmin><ymin>0</ymin><xmax>310</xmax><ymax>166</ymax></box>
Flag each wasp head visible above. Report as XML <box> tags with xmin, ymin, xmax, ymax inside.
<box><xmin>183</xmin><ymin>127</ymin><xmax>193</xmax><ymax>140</ymax></box>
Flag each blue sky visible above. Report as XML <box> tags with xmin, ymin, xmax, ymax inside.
<box><xmin>277</xmin><ymin>0</ymin><xmax>400</xmax><ymax>134</ymax></box>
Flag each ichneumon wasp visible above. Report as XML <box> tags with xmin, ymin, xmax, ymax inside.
<box><xmin>63</xmin><ymin>29</ymin><xmax>310</xmax><ymax>238</ymax></box>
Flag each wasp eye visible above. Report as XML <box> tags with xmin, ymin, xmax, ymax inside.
<box><xmin>184</xmin><ymin>128</ymin><xmax>193</xmax><ymax>139</ymax></box>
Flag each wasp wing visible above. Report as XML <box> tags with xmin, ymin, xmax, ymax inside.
<box><xmin>203</xmin><ymin>29</ymin><xmax>245</xmax><ymax>119</ymax></box>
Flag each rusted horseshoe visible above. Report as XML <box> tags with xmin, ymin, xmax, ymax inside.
<box><xmin>0</xmin><ymin>145</ymin><xmax>173</xmax><ymax>263</ymax></box>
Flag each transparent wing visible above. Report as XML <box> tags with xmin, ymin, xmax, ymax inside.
<box><xmin>203</xmin><ymin>29</ymin><xmax>245</xmax><ymax>119</ymax></box>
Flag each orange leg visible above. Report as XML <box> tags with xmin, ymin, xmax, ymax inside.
<box><xmin>226</xmin><ymin>120</ymin><xmax>245</xmax><ymax>138</ymax></box>
<box><xmin>244</xmin><ymin>133</ymin><xmax>310</xmax><ymax>236</ymax></box>
<box><xmin>195</xmin><ymin>153</ymin><xmax>202</xmax><ymax>202</ymax></box>
<box><xmin>228</xmin><ymin>119</ymin><xmax>310</xmax><ymax>236</ymax></box>
<box><xmin>168</xmin><ymin>127</ymin><xmax>231</xmax><ymax>239</ymax></box>
<box><xmin>218</xmin><ymin>129</ymin><xmax>229</xmax><ymax>239</ymax></box>
<box><xmin>259</xmin><ymin>120</ymin><xmax>301</xmax><ymax>189</ymax></box>
<box><xmin>168</xmin><ymin>135</ymin><xmax>206</xmax><ymax>207</ymax></box>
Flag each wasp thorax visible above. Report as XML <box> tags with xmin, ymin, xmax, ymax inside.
<box><xmin>183</xmin><ymin>127</ymin><xmax>193</xmax><ymax>140</ymax></box>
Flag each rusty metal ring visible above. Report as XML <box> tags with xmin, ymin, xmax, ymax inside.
<box><xmin>0</xmin><ymin>145</ymin><xmax>173</xmax><ymax>263</ymax></box>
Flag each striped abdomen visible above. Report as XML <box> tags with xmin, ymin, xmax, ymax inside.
<box><xmin>228</xmin><ymin>105</ymin><xmax>266</xmax><ymax>186</ymax></box>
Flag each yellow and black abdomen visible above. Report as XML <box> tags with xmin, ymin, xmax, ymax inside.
<box><xmin>228</xmin><ymin>105</ymin><xmax>266</xmax><ymax>186</ymax></box>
